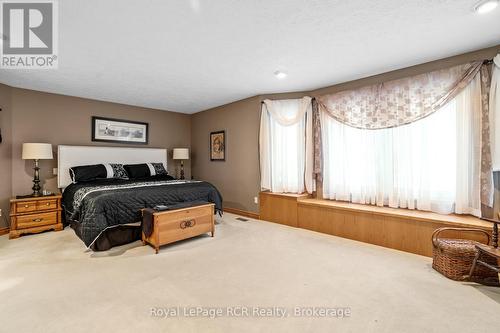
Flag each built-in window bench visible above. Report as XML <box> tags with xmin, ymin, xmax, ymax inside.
<box><xmin>259</xmin><ymin>192</ymin><xmax>492</xmax><ymax>257</ymax></box>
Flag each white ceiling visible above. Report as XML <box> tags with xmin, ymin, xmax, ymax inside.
<box><xmin>1</xmin><ymin>0</ymin><xmax>499</xmax><ymax>114</ymax></box>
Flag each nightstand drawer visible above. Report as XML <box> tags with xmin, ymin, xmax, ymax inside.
<box><xmin>10</xmin><ymin>194</ymin><xmax>62</xmax><ymax>239</ymax></box>
<box><xmin>15</xmin><ymin>201</ymin><xmax>37</xmax><ymax>213</ymax></box>
<box><xmin>37</xmin><ymin>199</ymin><xmax>58</xmax><ymax>211</ymax></box>
<box><xmin>16</xmin><ymin>212</ymin><xmax>57</xmax><ymax>229</ymax></box>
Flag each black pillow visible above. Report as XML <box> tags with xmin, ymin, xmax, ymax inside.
<box><xmin>70</xmin><ymin>164</ymin><xmax>107</xmax><ymax>183</ymax></box>
<box><xmin>69</xmin><ymin>163</ymin><xmax>129</xmax><ymax>183</ymax></box>
<box><xmin>124</xmin><ymin>163</ymin><xmax>168</xmax><ymax>179</ymax></box>
<box><xmin>124</xmin><ymin>164</ymin><xmax>150</xmax><ymax>179</ymax></box>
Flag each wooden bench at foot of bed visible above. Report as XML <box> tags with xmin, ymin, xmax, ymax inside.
<box><xmin>142</xmin><ymin>203</ymin><xmax>215</xmax><ymax>254</ymax></box>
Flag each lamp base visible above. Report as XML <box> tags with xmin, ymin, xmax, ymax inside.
<box><xmin>32</xmin><ymin>159</ymin><xmax>42</xmax><ymax>197</ymax></box>
<box><xmin>180</xmin><ymin>160</ymin><xmax>185</xmax><ymax>180</ymax></box>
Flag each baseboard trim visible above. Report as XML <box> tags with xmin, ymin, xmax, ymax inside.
<box><xmin>224</xmin><ymin>207</ymin><xmax>260</xmax><ymax>220</ymax></box>
<box><xmin>0</xmin><ymin>227</ymin><xmax>10</xmax><ymax>236</ymax></box>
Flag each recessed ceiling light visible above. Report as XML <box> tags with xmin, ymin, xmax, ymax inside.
<box><xmin>189</xmin><ymin>0</ymin><xmax>201</xmax><ymax>12</ymax></box>
<box><xmin>274</xmin><ymin>70</ymin><xmax>287</xmax><ymax>79</ymax></box>
<box><xmin>474</xmin><ymin>0</ymin><xmax>499</xmax><ymax>14</ymax></box>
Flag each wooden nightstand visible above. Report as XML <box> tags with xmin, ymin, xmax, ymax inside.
<box><xmin>9</xmin><ymin>194</ymin><xmax>63</xmax><ymax>239</ymax></box>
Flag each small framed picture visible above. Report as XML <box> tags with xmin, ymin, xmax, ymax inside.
<box><xmin>92</xmin><ymin>116</ymin><xmax>148</xmax><ymax>144</ymax></box>
<box><xmin>210</xmin><ymin>130</ymin><xmax>225</xmax><ymax>161</ymax></box>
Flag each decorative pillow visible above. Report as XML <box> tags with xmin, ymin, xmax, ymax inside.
<box><xmin>70</xmin><ymin>164</ymin><xmax>107</xmax><ymax>183</ymax></box>
<box><xmin>105</xmin><ymin>163</ymin><xmax>129</xmax><ymax>179</ymax></box>
<box><xmin>150</xmin><ymin>162</ymin><xmax>168</xmax><ymax>176</ymax></box>
<box><xmin>124</xmin><ymin>163</ymin><xmax>168</xmax><ymax>179</ymax></box>
<box><xmin>70</xmin><ymin>163</ymin><xmax>128</xmax><ymax>183</ymax></box>
<box><xmin>124</xmin><ymin>164</ymin><xmax>150</xmax><ymax>179</ymax></box>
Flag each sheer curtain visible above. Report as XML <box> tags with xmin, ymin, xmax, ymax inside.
<box><xmin>321</xmin><ymin>75</ymin><xmax>482</xmax><ymax>216</ymax></box>
<box><xmin>491</xmin><ymin>54</ymin><xmax>500</xmax><ymax>171</ymax></box>
<box><xmin>260</xmin><ymin>97</ymin><xmax>314</xmax><ymax>193</ymax></box>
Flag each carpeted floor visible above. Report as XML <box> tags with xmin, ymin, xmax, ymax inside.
<box><xmin>1</xmin><ymin>213</ymin><xmax>499</xmax><ymax>333</ymax></box>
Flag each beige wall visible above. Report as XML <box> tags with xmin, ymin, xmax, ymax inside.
<box><xmin>0</xmin><ymin>84</ymin><xmax>13</xmax><ymax>228</ymax></box>
<box><xmin>191</xmin><ymin>44</ymin><xmax>500</xmax><ymax>214</ymax></box>
<box><xmin>191</xmin><ymin>96</ymin><xmax>262</xmax><ymax>212</ymax></box>
<box><xmin>0</xmin><ymin>88</ymin><xmax>191</xmax><ymax>228</ymax></box>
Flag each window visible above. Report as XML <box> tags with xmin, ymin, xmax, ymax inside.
<box><xmin>260</xmin><ymin>97</ymin><xmax>314</xmax><ymax>194</ymax></box>
<box><xmin>321</xmin><ymin>75</ymin><xmax>481</xmax><ymax>216</ymax></box>
<box><xmin>267</xmin><ymin>116</ymin><xmax>305</xmax><ymax>193</ymax></box>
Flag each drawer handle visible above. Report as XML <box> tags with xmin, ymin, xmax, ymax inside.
<box><xmin>46</xmin><ymin>202</ymin><xmax>50</xmax><ymax>206</ymax></box>
<box><xmin>24</xmin><ymin>205</ymin><xmax>29</xmax><ymax>208</ymax></box>
<box><xmin>32</xmin><ymin>218</ymin><xmax>43</xmax><ymax>222</ymax></box>
<box><xmin>180</xmin><ymin>219</ymin><xmax>196</xmax><ymax>229</ymax></box>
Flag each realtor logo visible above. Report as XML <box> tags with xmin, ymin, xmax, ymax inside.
<box><xmin>0</xmin><ymin>0</ymin><xmax>58</xmax><ymax>68</ymax></box>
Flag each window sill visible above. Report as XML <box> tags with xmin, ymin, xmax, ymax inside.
<box><xmin>259</xmin><ymin>191</ymin><xmax>310</xmax><ymax>198</ymax></box>
<box><xmin>297</xmin><ymin>198</ymin><xmax>490</xmax><ymax>229</ymax></box>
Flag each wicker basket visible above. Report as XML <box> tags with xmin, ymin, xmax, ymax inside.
<box><xmin>432</xmin><ymin>227</ymin><xmax>499</xmax><ymax>282</ymax></box>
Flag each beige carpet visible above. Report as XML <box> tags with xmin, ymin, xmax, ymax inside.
<box><xmin>1</xmin><ymin>213</ymin><xmax>499</xmax><ymax>333</ymax></box>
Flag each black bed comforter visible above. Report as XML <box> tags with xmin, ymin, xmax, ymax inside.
<box><xmin>62</xmin><ymin>177</ymin><xmax>223</xmax><ymax>247</ymax></box>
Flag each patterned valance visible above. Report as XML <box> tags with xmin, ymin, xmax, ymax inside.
<box><xmin>317</xmin><ymin>61</ymin><xmax>483</xmax><ymax>130</ymax></box>
<box><xmin>314</xmin><ymin>59</ymin><xmax>496</xmax><ymax>208</ymax></box>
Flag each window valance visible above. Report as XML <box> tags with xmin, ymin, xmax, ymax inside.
<box><xmin>317</xmin><ymin>61</ymin><xmax>483</xmax><ymax>130</ymax></box>
<box><xmin>262</xmin><ymin>97</ymin><xmax>312</xmax><ymax>126</ymax></box>
<box><xmin>315</xmin><ymin>59</ymin><xmax>497</xmax><ymax>208</ymax></box>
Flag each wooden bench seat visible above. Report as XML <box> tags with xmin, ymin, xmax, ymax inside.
<box><xmin>259</xmin><ymin>192</ymin><xmax>492</xmax><ymax>257</ymax></box>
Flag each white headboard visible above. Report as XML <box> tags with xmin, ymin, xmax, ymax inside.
<box><xmin>58</xmin><ymin>145</ymin><xmax>167</xmax><ymax>189</ymax></box>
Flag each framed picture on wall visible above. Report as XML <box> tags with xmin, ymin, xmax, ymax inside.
<box><xmin>91</xmin><ymin>116</ymin><xmax>149</xmax><ymax>144</ymax></box>
<box><xmin>210</xmin><ymin>130</ymin><xmax>225</xmax><ymax>161</ymax></box>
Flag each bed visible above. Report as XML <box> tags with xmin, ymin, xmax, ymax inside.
<box><xmin>58</xmin><ymin>145</ymin><xmax>223</xmax><ymax>250</ymax></box>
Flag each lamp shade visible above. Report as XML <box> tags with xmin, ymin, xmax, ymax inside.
<box><xmin>173</xmin><ymin>148</ymin><xmax>189</xmax><ymax>160</ymax></box>
<box><xmin>22</xmin><ymin>143</ymin><xmax>53</xmax><ymax>160</ymax></box>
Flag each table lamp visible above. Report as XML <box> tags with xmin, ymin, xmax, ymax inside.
<box><xmin>22</xmin><ymin>143</ymin><xmax>53</xmax><ymax>197</ymax></box>
<box><xmin>173</xmin><ymin>148</ymin><xmax>189</xmax><ymax>180</ymax></box>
